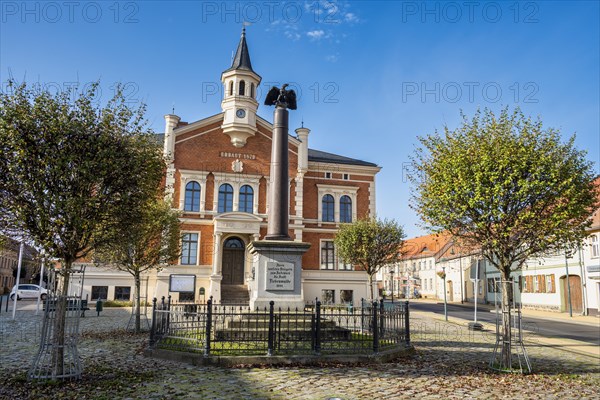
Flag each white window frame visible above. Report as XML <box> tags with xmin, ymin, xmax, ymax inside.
<box><xmin>212</xmin><ymin>172</ymin><xmax>261</xmax><ymax>214</ymax></box>
<box><xmin>319</xmin><ymin>239</ymin><xmax>352</xmax><ymax>271</ymax></box>
<box><xmin>591</xmin><ymin>234</ymin><xmax>599</xmax><ymax>258</ymax></box>
<box><xmin>320</xmin><ymin>239</ymin><xmax>336</xmax><ymax>270</ymax></box>
<box><xmin>533</xmin><ymin>275</ymin><xmax>540</xmax><ymax>293</ymax></box>
<box><xmin>316</xmin><ymin>184</ymin><xmax>359</xmax><ymax>224</ymax></box>
<box><xmin>181</xmin><ymin>231</ymin><xmax>200</xmax><ymax>266</ymax></box>
<box><xmin>545</xmin><ymin>275</ymin><xmax>553</xmax><ymax>293</ymax></box>
<box><xmin>179</xmin><ymin>171</ymin><xmax>209</xmax><ymax>212</ymax></box>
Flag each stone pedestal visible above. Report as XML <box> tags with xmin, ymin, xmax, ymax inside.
<box><xmin>248</xmin><ymin>240</ymin><xmax>310</xmax><ymax>310</ymax></box>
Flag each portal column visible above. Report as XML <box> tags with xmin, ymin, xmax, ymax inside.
<box><xmin>209</xmin><ymin>232</ymin><xmax>223</xmax><ymax>303</ymax></box>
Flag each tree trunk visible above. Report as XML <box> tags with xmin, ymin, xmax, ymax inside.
<box><xmin>134</xmin><ymin>273</ymin><xmax>141</xmax><ymax>333</ymax></box>
<box><xmin>368</xmin><ymin>274</ymin><xmax>374</xmax><ymax>301</ymax></box>
<box><xmin>500</xmin><ymin>271</ymin><xmax>512</xmax><ymax>370</ymax></box>
<box><xmin>51</xmin><ymin>262</ymin><xmax>71</xmax><ymax>378</ymax></box>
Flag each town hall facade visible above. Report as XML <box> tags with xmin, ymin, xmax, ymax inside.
<box><xmin>80</xmin><ymin>30</ymin><xmax>380</xmax><ymax>305</ymax></box>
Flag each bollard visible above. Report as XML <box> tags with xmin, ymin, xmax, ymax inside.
<box><xmin>404</xmin><ymin>301</ymin><xmax>410</xmax><ymax>346</ymax></box>
<box><xmin>95</xmin><ymin>299</ymin><xmax>103</xmax><ymax>316</ymax></box>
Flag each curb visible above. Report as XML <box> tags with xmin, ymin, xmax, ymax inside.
<box><xmin>433</xmin><ymin>302</ymin><xmax>600</xmax><ymax>326</ymax></box>
<box><xmin>145</xmin><ymin>345</ymin><xmax>416</xmax><ymax>367</ymax></box>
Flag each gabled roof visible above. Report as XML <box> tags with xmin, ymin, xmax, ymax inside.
<box><xmin>401</xmin><ymin>233</ymin><xmax>452</xmax><ymax>260</ymax></box>
<box><xmin>223</xmin><ymin>27</ymin><xmax>256</xmax><ymax>75</ymax></box>
<box><xmin>308</xmin><ymin>149</ymin><xmax>378</xmax><ymax>167</ymax></box>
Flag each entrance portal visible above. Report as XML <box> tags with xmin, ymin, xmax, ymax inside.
<box><xmin>222</xmin><ymin>237</ymin><xmax>245</xmax><ymax>285</ymax></box>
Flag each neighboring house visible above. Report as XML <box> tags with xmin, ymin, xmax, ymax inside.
<box><xmin>0</xmin><ymin>237</ymin><xmax>41</xmax><ymax>294</ymax></box>
<box><xmin>436</xmin><ymin>242</ymin><xmax>486</xmax><ymax>305</ymax></box>
<box><xmin>581</xmin><ymin>209</ymin><xmax>600</xmax><ymax>315</ymax></box>
<box><xmin>80</xmin><ymin>30</ymin><xmax>380</xmax><ymax>305</ymax></box>
<box><xmin>381</xmin><ymin>233</ymin><xmax>451</xmax><ymax>299</ymax></box>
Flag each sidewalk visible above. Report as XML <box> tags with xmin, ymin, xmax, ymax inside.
<box><xmin>413</xmin><ymin>297</ymin><xmax>600</xmax><ymax>326</ymax></box>
<box><xmin>409</xmin><ymin>298</ymin><xmax>600</xmax><ymax>359</ymax></box>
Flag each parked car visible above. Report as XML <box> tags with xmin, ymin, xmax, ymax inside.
<box><xmin>9</xmin><ymin>284</ymin><xmax>48</xmax><ymax>300</ymax></box>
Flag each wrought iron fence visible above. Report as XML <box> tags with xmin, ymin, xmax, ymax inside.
<box><xmin>149</xmin><ymin>297</ymin><xmax>410</xmax><ymax>357</ymax></box>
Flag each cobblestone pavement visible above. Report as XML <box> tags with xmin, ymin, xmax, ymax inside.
<box><xmin>0</xmin><ymin>306</ymin><xmax>598</xmax><ymax>399</ymax></box>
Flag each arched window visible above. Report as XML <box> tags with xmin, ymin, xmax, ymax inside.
<box><xmin>228</xmin><ymin>81</ymin><xmax>233</xmax><ymax>96</ymax></box>
<box><xmin>184</xmin><ymin>181</ymin><xmax>201</xmax><ymax>212</ymax></box>
<box><xmin>218</xmin><ymin>183</ymin><xmax>234</xmax><ymax>213</ymax></box>
<box><xmin>322</xmin><ymin>194</ymin><xmax>335</xmax><ymax>222</ymax></box>
<box><xmin>239</xmin><ymin>185</ymin><xmax>254</xmax><ymax>213</ymax></box>
<box><xmin>239</xmin><ymin>80</ymin><xmax>246</xmax><ymax>96</ymax></box>
<box><xmin>250</xmin><ymin>82</ymin><xmax>255</xmax><ymax>98</ymax></box>
<box><xmin>340</xmin><ymin>195</ymin><xmax>352</xmax><ymax>223</ymax></box>
<box><xmin>224</xmin><ymin>237</ymin><xmax>244</xmax><ymax>248</ymax></box>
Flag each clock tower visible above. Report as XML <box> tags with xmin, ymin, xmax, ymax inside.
<box><xmin>221</xmin><ymin>27</ymin><xmax>262</xmax><ymax>147</ymax></box>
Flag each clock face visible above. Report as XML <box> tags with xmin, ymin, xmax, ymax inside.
<box><xmin>236</xmin><ymin>109</ymin><xmax>246</xmax><ymax>118</ymax></box>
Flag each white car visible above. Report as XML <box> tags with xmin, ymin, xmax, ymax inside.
<box><xmin>9</xmin><ymin>284</ymin><xmax>48</xmax><ymax>300</ymax></box>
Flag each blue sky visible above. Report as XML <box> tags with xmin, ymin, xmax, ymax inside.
<box><xmin>2</xmin><ymin>1</ymin><xmax>599</xmax><ymax>238</ymax></box>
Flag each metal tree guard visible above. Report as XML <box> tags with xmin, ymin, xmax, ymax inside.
<box><xmin>28</xmin><ymin>265</ymin><xmax>86</xmax><ymax>380</ymax></box>
<box><xmin>127</xmin><ymin>276</ymin><xmax>151</xmax><ymax>331</ymax></box>
<box><xmin>489</xmin><ymin>279</ymin><xmax>531</xmax><ymax>374</ymax></box>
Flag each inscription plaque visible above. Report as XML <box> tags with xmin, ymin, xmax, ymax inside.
<box><xmin>266</xmin><ymin>262</ymin><xmax>294</xmax><ymax>290</ymax></box>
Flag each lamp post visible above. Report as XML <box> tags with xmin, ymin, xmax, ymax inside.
<box><xmin>389</xmin><ymin>268</ymin><xmax>395</xmax><ymax>303</ymax></box>
<box><xmin>442</xmin><ymin>265</ymin><xmax>448</xmax><ymax>321</ymax></box>
<box><xmin>459</xmin><ymin>256</ymin><xmax>464</xmax><ymax>304</ymax></box>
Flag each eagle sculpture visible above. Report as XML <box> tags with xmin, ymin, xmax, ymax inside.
<box><xmin>264</xmin><ymin>84</ymin><xmax>297</xmax><ymax>110</ymax></box>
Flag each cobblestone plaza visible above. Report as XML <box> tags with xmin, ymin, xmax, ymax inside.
<box><xmin>0</xmin><ymin>305</ymin><xmax>598</xmax><ymax>399</ymax></box>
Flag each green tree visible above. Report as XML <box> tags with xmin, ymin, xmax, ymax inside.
<box><xmin>411</xmin><ymin>107</ymin><xmax>598</xmax><ymax>370</ymax></box>
<box><xmin>94</xmin><ymin>197</ymin><xmax>181</xmax><ymax>333</ymax></box>
<box><xmin>0</xmin><ymin>81</ymin><xmax>164</xmax><ymax>379</ymax></box>
<box><xmin>334</xmin><ymin>218</ymin><xmax>405</xmax><ymax>300</ymax></box>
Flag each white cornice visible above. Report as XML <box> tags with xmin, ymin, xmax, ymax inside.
<box><xmin>173</xmin><ymin>113</ymin><xmax>224</xmax><ymax>136</ymax></box>
<box><xmin>308</xmin><ymin>161</ymin><xmax>381</xmax><ymax>175</ymax></box>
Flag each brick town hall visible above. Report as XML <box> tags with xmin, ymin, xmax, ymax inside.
<box><xmin>81</xmin><ymin>30</ymin><xmax>381</xmax><ymax>306</ymax></box>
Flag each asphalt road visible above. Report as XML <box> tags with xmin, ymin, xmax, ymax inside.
<box><xmin>407</xmin><ymin>301</ymin><xmax>600</xmax><ymax>345</ymax></box>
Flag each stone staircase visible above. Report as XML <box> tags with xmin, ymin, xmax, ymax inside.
<box><xmin>220</xmin><ymin>284</ymin><xmax>249</xmax><ymax>305</ymax></box>
<box><xmin>215</xmin><ymin>313</ymin><xmax>351</xmax><ymax>341</ymax></box>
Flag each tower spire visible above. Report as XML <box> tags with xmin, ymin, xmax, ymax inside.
<box><xmin>224</xmin><ymin>25</ymin><xmax>255</xmax><ymax>73</ymax></box>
